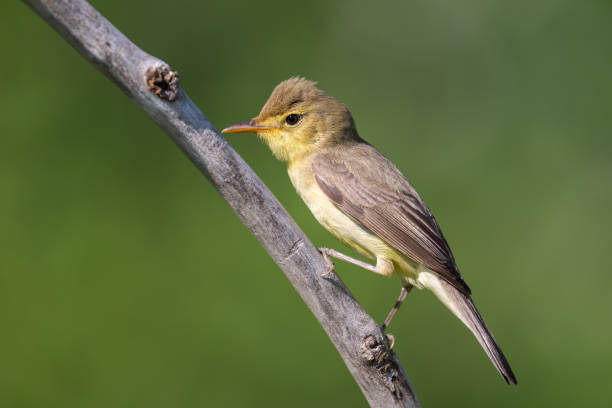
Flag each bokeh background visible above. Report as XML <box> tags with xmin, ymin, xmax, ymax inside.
<box><xmin>2</xmin><ymin>0</ymin><xmax>611</xmax><ymax>406</ymax></box>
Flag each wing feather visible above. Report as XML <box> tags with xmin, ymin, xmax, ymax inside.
<box><xmin>312</xmin><ymin>143</ymin><xmax>470</xmax><ymax>295</ymax></box>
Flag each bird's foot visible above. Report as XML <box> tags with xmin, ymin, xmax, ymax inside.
<box><xmin>383</xmin><ymin>331</ymin><xmax>396</xmax><ymax>349</ymax></box>
<box><xmin>318</xmin><ymin>247</ymin><xmax>335</xmax><ymax>278</ymax></box>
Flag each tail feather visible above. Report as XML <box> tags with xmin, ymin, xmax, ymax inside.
<box><xmin>419</xmin><ymin>272</ymin><xmax>517</xmax><ymax>384</ymax></box>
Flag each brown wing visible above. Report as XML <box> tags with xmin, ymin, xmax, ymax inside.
<box><xmin>312</xmin><ymin>143</ymin><xmax>470</xmax><ymax>295</ymax></box>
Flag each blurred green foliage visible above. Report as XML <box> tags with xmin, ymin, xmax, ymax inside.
<box><xmin>2</xmin><ymin>0</ymin><xmax>611</xmax><ymax>406</ymax></box>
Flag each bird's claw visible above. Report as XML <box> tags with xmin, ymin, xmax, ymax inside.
<box><xmin>318</xmin><ymin>248</ymin><xmax>335</xmax><ymax>278</ymax></box>
<box><xmin>385</xmin><ymin>333</ymin><xmax>396</xmax><ymax>349</ymax></box>
<box><xmin>381</xmin><ymin>324</ymin><xmax>396</xmax><ymax>349</ymax></box>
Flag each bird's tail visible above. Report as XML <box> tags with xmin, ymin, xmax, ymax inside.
<box><xmin>419</xmin><ymin>272</ymin><xmax>517</xmax><ymax>384</ymax></box>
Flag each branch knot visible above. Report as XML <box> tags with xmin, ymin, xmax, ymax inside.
<box><xmin>362</xmin><ymin>335</ymin><xmax>404</xmax><ymax>401</ymax></box>
<box><xmin>146</xmin><ymin>65</ymin><xmax>179</xmax><ymax>101</ymax></box>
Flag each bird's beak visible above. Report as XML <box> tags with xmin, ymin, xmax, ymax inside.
<box><xmin>221</xmin><ymin>120</ymin><xmax>275</xmax><ymax>134</ymax></box>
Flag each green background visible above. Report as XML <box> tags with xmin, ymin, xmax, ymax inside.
<box><xmin>3</xmin><ymin>0</ymin><xmax>611</xmax><ymax>406</ymax></box>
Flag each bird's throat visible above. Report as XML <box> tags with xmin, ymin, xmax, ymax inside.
<box><xmin>259</xmin><ymin>132</ymin><xmax>315</xmax><ymax>164</ymax></box>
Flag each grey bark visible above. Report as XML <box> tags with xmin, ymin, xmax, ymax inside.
<box><xmin>22</xmin><ymin>1</ymin><xmax>420</xmax><ymax>406</ymax></box>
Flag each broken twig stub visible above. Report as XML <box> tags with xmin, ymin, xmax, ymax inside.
<box><xmin>146</xmin><ymin>65</ymin><xmax>179</xmax><ymax>101</ymax></box>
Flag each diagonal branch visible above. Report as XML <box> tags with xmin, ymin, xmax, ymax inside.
<box><xmin>22</xmin><ymin>1</ymin><xmax>419</xmax><ymax>406</ymax></box>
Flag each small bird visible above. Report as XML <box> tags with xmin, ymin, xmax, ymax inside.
<box><xmin>222</xmin><ymin>77</ymin><xmax>516</xmax><ymax>384</ymax></box>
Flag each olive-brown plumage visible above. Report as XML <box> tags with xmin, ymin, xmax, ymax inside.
<box><xmin>223</xmin><ymin>77</ymin><xmax>516</xmax><ymax>384</ymax></box>
<box><xmin>311</xmin><ymin>143</ymin><xmax>470</xmax><ymax>295</ymax></box>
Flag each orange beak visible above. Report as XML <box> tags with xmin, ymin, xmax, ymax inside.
<box><xmin>221</xmin><ymin>120</ymin><xmax>276</xmax><ymax>134</ymax></box>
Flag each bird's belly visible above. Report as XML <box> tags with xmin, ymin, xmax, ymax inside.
<box><xmin>308</xmin><ymin>191</ymin><xmax>380</xmax><ymax>258</ymax></box>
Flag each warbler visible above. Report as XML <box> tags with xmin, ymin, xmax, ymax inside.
<box><xmin>222</xmin><ymin>77</ymin><xmax>516</xmax><ymax>384</ymax></box>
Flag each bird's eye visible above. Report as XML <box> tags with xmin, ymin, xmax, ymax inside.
<box><xmin>285</xmin><ymin>114</ymin><xmax>301</xmax><ymax>126</ymax></box>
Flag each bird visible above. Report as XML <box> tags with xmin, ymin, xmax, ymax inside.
<box><xmin>222</xmin><ymin>77</ymin><xmax>516</xmax><ymax>384</ymax></box>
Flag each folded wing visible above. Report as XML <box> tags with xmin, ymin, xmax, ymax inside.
<box><xmin>312</xmin><ymin>143</ymin><xmax>470</xmax><ymax>295</ymax></box>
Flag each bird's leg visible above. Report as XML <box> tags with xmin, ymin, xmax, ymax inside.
<box><xmin>318</xmin><ymin>247</ymin><xmax>394</xmax><ymax>277</ymax></box>
<box><xmin>318</xmin><ymin>247</ymin><xmax>409</xmax><ymax>347</ymax></box>
<box><xmin>381</xmin><ymin>285</ymin><xmax>413</xmax><ymax>348</ymax></box>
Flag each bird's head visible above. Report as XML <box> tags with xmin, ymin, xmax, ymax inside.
<box><xmin>222</xmin><ymin>77</ymin><xmax>358</xmax><ymax>163</ymax></box>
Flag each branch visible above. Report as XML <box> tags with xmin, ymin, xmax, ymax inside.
<box><xmin>22</xmin><ymin>1</ymin><xmax>419</xmax><ymax>406</ymax></box>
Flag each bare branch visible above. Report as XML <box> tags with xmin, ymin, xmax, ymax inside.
<box><xmin>22</xmin><ymin>1</ymin><xmax>419</xmax><ymax>406</ymax></box>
